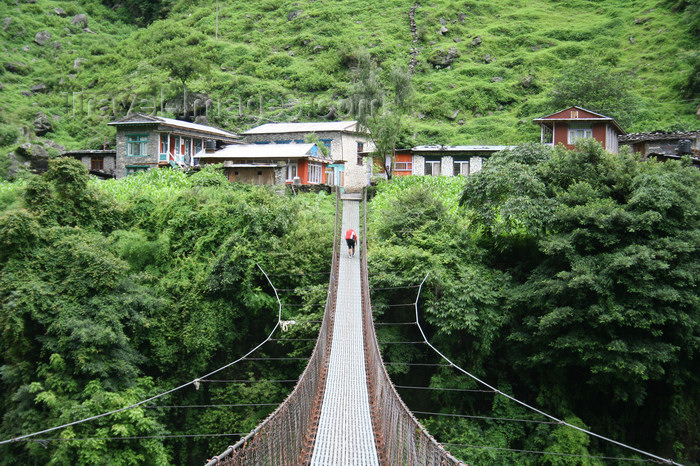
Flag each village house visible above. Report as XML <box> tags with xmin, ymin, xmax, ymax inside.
<box><xmin>533</xmin><ymin>106</ymin><xmax>626</xmax><ymax>154</ymax></box>
<box><xmin>195</xmin><ymin>143</ymin><xmax>332</xmax><ymax>186</ymax></box>
<box><xmin>618</xmin><ymin>130</ymin><xmax>700</xmax><ymax>162</ymax></box>
<box><xmin>243</xmin><ymin>121</ymin><xmax>373</xmax><ymax>187</ymax></box>
<box><xmin>108</xmin><ymin>113</ymin><xmax>239</xmax><ymax>178</ymax></box>
<box><xmin>62</xmin><ymin>149</ymin><xmax>117</xmax><ymax>179</ymax></box>
<box><xmin>367</xmin><ymin>145</ymin><xmax>516</xmax><ymax>178</ymax></box>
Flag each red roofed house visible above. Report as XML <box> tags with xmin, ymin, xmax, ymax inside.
<box><xmin>533</xmin><ymin>106</ymin><xmax>626</xmax><ymax>154</ymax></box>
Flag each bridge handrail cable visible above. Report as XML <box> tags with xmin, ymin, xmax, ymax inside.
<box><xmin>359</xmin><ymin>188</ymin><xmax>463</xmax><ymax>465</ymax></box>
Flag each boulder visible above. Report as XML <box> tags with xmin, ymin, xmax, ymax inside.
<box><xmin>15</xmin><ymin>143</ymin><xmax>50</xmax><ymax>174</ymax></box>
<box><xmin>448</xmin><ymin>109</ymin><xmax>460</xmax><ymax>120</ymax></box>
<box><xmin>287</xmin><ymin>9</ymin><xmax>303</xmax><ymax>21</ymax></box>
<box><xmin>484</xmin><ymin>54</ymin><xmax>492</xmax><ymax>63</ymax></box>
<box><xmin>34</xmin><ymin>30</ymin><xmax>51</xmax><ymax>45</ymax></box>
<box><xmin>458</xmin><ymin>13</ymin><xmax>467</xmax><ymax>22</ymax></box>
<box><xmin>491</xmin><ymin>76</ymin><xmax>503</xmax><ymax>83</ymax></box>
<box><xmin>438</xmin><ymin>25</ymin><xmax>448</xmax><ymax>35</ymax></box>
<box><xmin>30</xmin><ymin>83</ymin><xmax>47</xmax><ymax>94</ymax></box>
<box><xmin>428</xmin><ymin>46</ymin><xmax>459</xmax><ymax>68</ymax></box>
<box><xmin>71</xmin><ymin>14</ymin><xmax>88</xmax><ymax>28</ymax></box>
<box><xmin>522</xmin><ymin>75</ymin><xmax>532</xmax><ymax>88</ymax></box>
<box><xmin>471</xmin><ymin>36</ymin><xmax>482</xmax><ymax>46</ymax></box>
<box><xmin>54</xmin><ymin>8</ymin><xmax>67</xmax><ymax>16</ymax></box>
<box><xmin>73</xmin><ymin>57</ymin><xmax>86</xmax><ymax>69</ymax></box>
<box><xmin>33</xmin><ymin>112</ymin><xmax>52</xmax><ymax>136</ymax></box>
<box><xmin>439</xmin><ymin>17</ymin><xmax>447</xmax><ymax>25</ymax></box>
<box><xmin>453</xmin><ymin>36</ymin><xmax>463</xmax><ymax>42</ymax></box>
<box><xmin>2</xmin><ymin>17</ymin><xmax>11</xmax><ymax>31</ymax></box>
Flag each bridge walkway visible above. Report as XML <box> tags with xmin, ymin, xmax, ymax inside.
<box><xmin>309</xmin><ymin>199</ymin><xmax>379</xmax><ymax>465</ymax></box>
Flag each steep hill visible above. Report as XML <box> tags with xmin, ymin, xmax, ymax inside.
<box><xmin>1</xmin><ymin>0</ymin><xmax>698</xmax><ymax>175</ymax></box>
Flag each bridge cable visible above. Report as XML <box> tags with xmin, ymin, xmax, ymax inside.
<box><xmin>0</xmin><ymin>264</ymin><xmax>283</xmax><ymax>447</ymax></box>
<box><xmin>413</xmin><ymin>273</ymin><xmax>683</xmax><ymax>466</ymax></box>
<box><xmin>441</xmin><ymin>443</ymin><xmax>652</xmax><ymax>463</ymax></box>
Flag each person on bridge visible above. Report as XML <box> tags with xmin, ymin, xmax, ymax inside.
<box><xmin>345</xmin><ymin>229</ymin><xmax>358</xmax><ymax>257</ymax></box>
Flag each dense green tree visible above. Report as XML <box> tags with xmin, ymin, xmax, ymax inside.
<box><xmin>369</xmin><ymin>141</ymin><xmax>699</xmax><ymax>463</ymax></box>
<box><xmin>548</xmin><ymin>58</ymin><xmax>639</xmax><ymax>128</ymax></box>
<box><xmin>350</xmin><ymin>50</ymin><xmax>413</xmax><ymax>179</ymax></box>
<box><xmin>0</xmin><ymin>167</ymin><xmax>335</xmax><ymax>464</ymax></box>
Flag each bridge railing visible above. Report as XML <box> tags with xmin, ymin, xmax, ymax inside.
<box><xmin>205</xmin><ymin>187</ymin><xmax>342</xmax><ymax>466</ymax></box>
<box><xmin>360</xmin><ymin>188</ymin><xmax>463</xmax><ymax>466</ymax></box>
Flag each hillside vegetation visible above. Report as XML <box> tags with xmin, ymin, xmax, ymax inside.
<box><xmin>369</xmin><ymin>145</ymin><xmax>700</xmax><ymax>464</ymax></box>
<box><xmin>1</xmin><ymin>0</ymin><xmax>698</xmax><ymax>174</ymax></box>
<box><xmin>0</xmin><ymin>160</ymin><xmax>335</xmax><ymax>463</ymax></box>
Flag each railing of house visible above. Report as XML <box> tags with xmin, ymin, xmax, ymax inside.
<box><xmin>204</xmin><ymin>188</ymin><xmax>341</xmax><ymax>465</ymax></box>
<box><xmin>359</xmin><ymin>188</ymin><xmax>463</xmax><ymax>466</ymax></box>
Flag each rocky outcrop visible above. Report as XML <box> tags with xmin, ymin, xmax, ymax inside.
<box><xmin>408</xmin><ymin>3</ymin><xmax>419</xmax><ymax>74</ymax></box>
<box><xmin>71</xmin><ymin>14</ymin><xmax>88</xmax><ymax>28</ymax></box>
<box><xmin>34</xmin><ymin>30</ymin><xmax>51</xmax><ymax>45</ymax></box>
<box><xmin>428</xmin><ymin>46</ymin><xmax>459</xmax><ymax>68</ymax></box>
<box><xmin>33</xmin><ymin>112</ymin><xmax>52</xmax><ymax>136</ymax></box>
<box><xmin>287</xmin><ymin>10</ymin><xmax>303</xmax><ymax>21</ymax></box>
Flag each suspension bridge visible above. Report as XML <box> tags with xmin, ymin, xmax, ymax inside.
<box><xmin>0</xmin><ymin>190</ymin><xmax>682</xmax><ymax>465</ymax></box>
<box><xmin>205</xmin><ymin>191</ymin><xmax>461</xmax><ymax>465</ymax></box>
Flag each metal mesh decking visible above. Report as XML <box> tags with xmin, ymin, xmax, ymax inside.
<box><xmin>310</xmin><ymin>200</ymin><xmax>379</xmax><ymax>465</ymax></box>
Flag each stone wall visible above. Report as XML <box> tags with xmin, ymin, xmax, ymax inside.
<box><xmin>412</xmin><ymin>155</ymin><xmax>425</xmax><ymax>175</ymax></box>
<box><xmin>115</xmin><ymin>125</ymin><xmax>159</xmax><ymax>178</ymax></box>
<box><xmin>343</xmin><ymin>162</ymin><xmax>368</xmax><ymax>193</ymax></box>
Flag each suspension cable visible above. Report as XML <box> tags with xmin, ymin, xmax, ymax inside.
<box><xmin>413</xmin><ymin>273</ymin><xmax>682</xmax><ymax>466</ymax></box>
<box><xmin>441</xmin><ymin>443</ymin><xmax>652</xmax><ymax>463</ymax></box>
<box><xmin>0</xmin><ymin>264</ymin><xmax>283</xmax><ymax>446</ymax></box>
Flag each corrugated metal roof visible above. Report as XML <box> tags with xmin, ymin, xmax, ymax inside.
<box><xmin>157</xmin><ymin>116</ymin><xmax>238</xmax><ymax>138</ymax></box>
<box><xmin>619</xmin><ymin>130</ymin><xmax>699</xmax><ymax>143</ymax></box>
<box><xmin>244</xmin><ymin>121</ymin><xmax>359</xmax><ymax>134</ymax></box>
<box><xmin>108</xmin><ymin>113</ymin><xmax>238</xmax><ymax>139</ymax></box>
<box><xmin>197</xmin><ymin>143</ymin><xmax>328</xmax><ymax>160</ymax></box>
<box><xmin>412</xmin><ymin>145</ymin><xmax>516</xmax><ymax>152</ymax></box>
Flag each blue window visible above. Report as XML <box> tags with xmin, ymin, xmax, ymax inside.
<box><xmin>320</xmin><ymin>139</ymin><xmax>332</xmax><ymax>156</ymax></box>
<box><xmin>254</xmin><ymin>141</ymin><xmax>271</xmax><ymax>145</ymax></box>
<box><xmin>127</xmin><ymin>134</ymin><xmax>149</xmax><ymax>156</ymax></box>
<box><xmin>126</xmin><ymin>165</ymin><xmax>149</xmax><ymax>176</ymax></box>
<box><xmin>277</xmin><ymin>140</ymin><xmax>292</xmax><ymax>144</ymax></box>
<box><xmin>294</xmin><ymin>139</ymin><xmax>305</xmax><ymax>144</ymax></box>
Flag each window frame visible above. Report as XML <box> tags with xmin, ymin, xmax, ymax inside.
<box><xmin>91</xmin><ymin>156</ymin><xmax>104</xmax><ymax>171</ymax></box>
<box><xmin>125</xmin><ymin>165</ymin><xmax>149</xmax><ymax>176</ymax></box>
<box><xmin>394</xmin><ymin>161</ymin><xmax>413</xmax><ymax>173</ymax></box>
<box><xmin>308</xmin><ymin>163</ymin><xmax>323</xmax><ymax>184</ymax></box>
<box><xmin>425</xmin><ymin>160</ymin><xmax>441</xmax><ymax>176</ymax></box>
<box><xmin>568</xmin><ymin>123</ymin><xmax>593</xmax><ymax>144</ymax></box>
<box><xmin>286</xmin><ymin>162</ymin><xmax>298</xmax><ymax>181</ymax></box>
<box><xmin>126</xmin><ymin>134</ymin><xmax>149</xmax><ymax>157</ymax></box>
<box><xmin>453</xmin><ymin>161</ymin><xmax>470</xmax><ymax>176</ymax></box>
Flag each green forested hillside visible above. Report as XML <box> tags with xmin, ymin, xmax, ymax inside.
<box><xmin>1</xmin><ymin>0</ymin><xmax>698</xmax><ymax>174</ymax></box>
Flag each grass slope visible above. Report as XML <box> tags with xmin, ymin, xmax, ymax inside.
<box><xmin>0</xmin><ymin>0</ymin><xmax>698</xmax><ymax>169</ymax></box>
